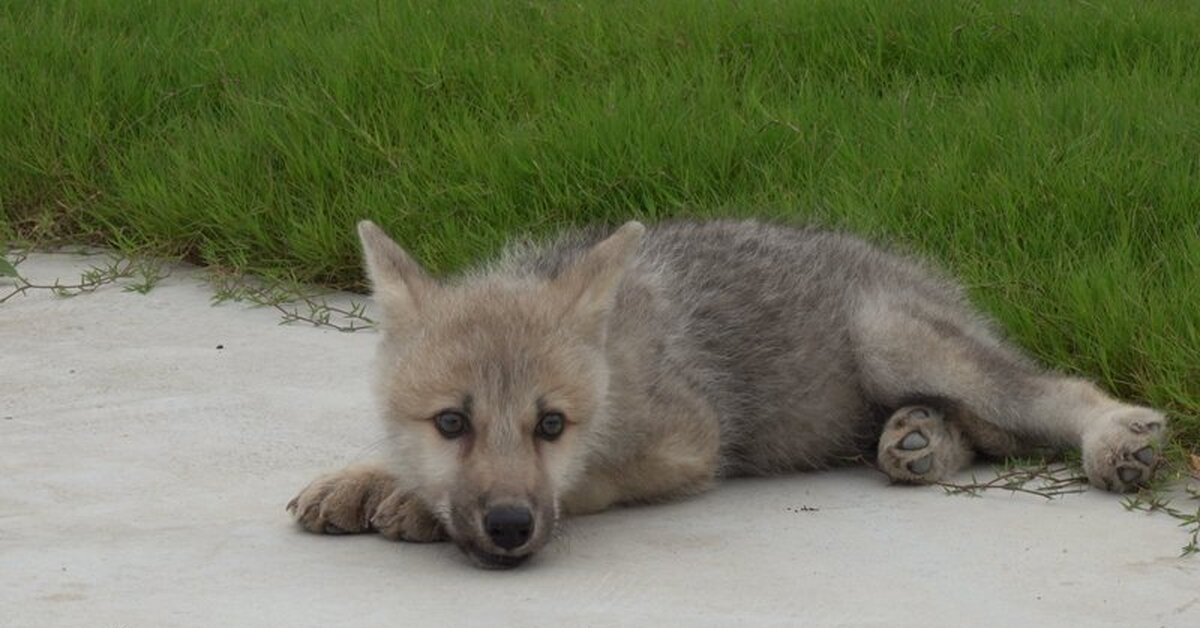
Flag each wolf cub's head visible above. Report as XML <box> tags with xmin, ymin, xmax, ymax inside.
<box><xmin>357</xmin><ymin>220</ymin><xmax>644</xmax><ymax>568</ymax></box>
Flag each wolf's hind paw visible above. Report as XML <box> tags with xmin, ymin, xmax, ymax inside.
<box><xmin>877</xmin><ymin>406</ymin><xmax>972</xmax><ymax>484</ymax></box>
<box><xmin>1082</xmin><ymin>408</ymin><xmax>1167</xmax><ymax>493</ymax></box>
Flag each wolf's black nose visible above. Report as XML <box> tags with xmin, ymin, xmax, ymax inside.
<box><xmin>484</xmin><ymin>506</ymin><xmax>533</xmax><ymax>550</ymax></box>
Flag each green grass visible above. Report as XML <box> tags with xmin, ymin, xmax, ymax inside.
<box><xmin>2</xmin><ymin>0</ymin><xmax>1198</xmax><ymax>448</ymax></box>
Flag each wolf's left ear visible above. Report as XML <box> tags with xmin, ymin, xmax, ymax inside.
<box><xmin>357</xmin><ymin>220</ymin><xmax>433</xmax><ymax>335</ymax></box>
<box><xmin>557</xmin><ymin>221</ymin><xmax>645</xmax><ymax>332</ymax></box>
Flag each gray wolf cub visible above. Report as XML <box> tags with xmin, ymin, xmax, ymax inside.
<box><xmin>289</xmin><ymin>219</ymin><xmax>1167</xmax><ymax>568</ymax></box>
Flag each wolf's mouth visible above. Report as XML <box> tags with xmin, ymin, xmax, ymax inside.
<box><xmin>463</xmin><ymin>545</ymin><xmax>532</xmax><ymax>570</ymax></box>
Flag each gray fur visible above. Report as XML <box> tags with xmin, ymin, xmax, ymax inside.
<box><xmin>289</xmin><ymin>218</ymin><xmax>1169</xmax><ymax>568</ymax></box>
<box><xmin>496</xmin><ymin>220</ymin><xmax>1081</xmax><ymax>474</ymax></box>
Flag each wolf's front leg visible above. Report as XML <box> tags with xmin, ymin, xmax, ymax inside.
<box><xmin>287</xmin><ymin>464</ymin><xmax>445</xmax><ymax>542</ymax></box>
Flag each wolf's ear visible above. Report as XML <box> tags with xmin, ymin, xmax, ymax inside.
<box><xmin>557</xmin><ymin>221</ymin><xmax>645</xmax><ymax>334</ymax></box>
<box><xmin>357</xmin><ymin>220</ymin><xmax>432</xmax><ymax>334</ymax></box>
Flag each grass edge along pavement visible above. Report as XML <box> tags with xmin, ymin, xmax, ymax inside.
<box><xmin>2</xmin><ymin>0</ymin><xmax>1198</xmax><ymax>515</ymax></box>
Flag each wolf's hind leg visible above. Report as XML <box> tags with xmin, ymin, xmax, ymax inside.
<box><xmin>854</xmin><ymin>290</ymin><xmax>1168</xmax><ymax>492</ymax></box>
<box><xmin>287</xmin><ymin>464</ymin><xmax>445</xmax><ymax>542</ymax></box>
<box><xmin>876</xmin><ymin>405</ymin><xmax>973</xmax><ymax>483</ymax></box>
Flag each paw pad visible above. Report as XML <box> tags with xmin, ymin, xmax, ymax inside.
<box><xmin>907</xmin><ymin>454</ymin><xmax>934</xmax><ymax>475</ymax></box>
<box><xmin>899</xmin><ymin>431</ymin><xmax>928</xmax><ymax>450</ymax></box>
<box><xmin>1133</xmin><ymin>446</ymin><xmax>1155</xmax><ymax>465</ymax></box>
<box><xmin>1116</xmin><ymin>467</ymin><xmax>1142</xmax><ymax>484</ymax></box>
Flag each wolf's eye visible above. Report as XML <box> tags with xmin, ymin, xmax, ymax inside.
<box><xmin>536</xmin><ymin>412</ymin><xmax>566</xmax><ymax>441</ymax></box>
<box><xmin>434</xmin><ymin>411</ymin><xmax>469</xmax><ymax>439</ymax></box>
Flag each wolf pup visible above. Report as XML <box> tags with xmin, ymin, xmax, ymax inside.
<box><xmin>288</xmin><ymin>219</ymin><xmax>1167</xmax><ymax>568</ymax></box>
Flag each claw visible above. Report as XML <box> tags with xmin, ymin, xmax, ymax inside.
<box><xmin>323</xmin><ymin>522</ymin><xmax>350</xmax><ymax>535</ymax></box>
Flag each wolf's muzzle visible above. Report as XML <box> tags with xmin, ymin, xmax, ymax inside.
<box><xmin>484</xmin><ymin>505</ymin><xmax>534</xmax><ymax>550</ymax></box>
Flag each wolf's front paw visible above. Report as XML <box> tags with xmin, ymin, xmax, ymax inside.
<box><xmin>287</xmin><ymin>465</ymin><xmax>446</xmax><ymax>542</ymax></box>
<box><xmin>369</xmin><ymin>489</ymin><xmax>446</xmax><ymax>543</ymax></box>
<box><xmin>1082</xmin><ymin>407</ymin><xmax>1167</xmax><ymax>492</ymax></box>
<box><xmin>288</xmin><ymin>465</ymin><xmax>393</xmax><ymax>535</ymax></box>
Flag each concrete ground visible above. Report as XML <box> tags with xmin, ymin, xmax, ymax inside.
<box><xmin>2</xmin><ymin>253</ymin><xmax>1197</xmax><ymax>628</ymax></box>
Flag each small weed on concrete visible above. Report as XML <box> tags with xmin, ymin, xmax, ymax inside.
<box><xmin>0</xmin><ymin>248</ymin><xmax>166</xmax><ymax>304</ymax></box>
<box><xmin>208</xmin><ymin>270</ymin><xmax>375</xmax><ymax>333</ymax></box>
<box><xmin>938</xmin><ymin>454</ymin><xmax>1200</xmax><ymax>557</ymax></box>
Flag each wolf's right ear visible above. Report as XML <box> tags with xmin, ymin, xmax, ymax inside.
<box><xmin>555</xmin><ymin>220</ymin><xmax>645</xmax><ymax>340</ymax></box>
<box><xmin>357</xmin><ymin>220</ymin><xmax>432</xmax><ymax>334</ymax></box>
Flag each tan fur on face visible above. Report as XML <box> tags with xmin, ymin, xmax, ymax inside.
<box><xmin>358</xmin><ymin>222</ymin><xmax>644</xmax><ymax>560</ymax></box>
<box><xmin>378</xmin><ymin>284</ymin><xmax>609</xmax><ymax>552</ymax></box>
